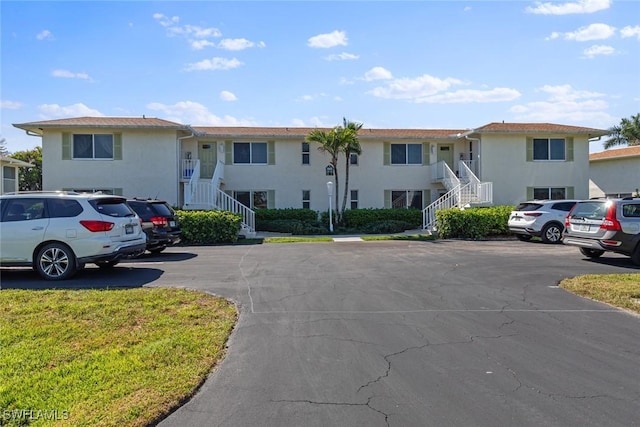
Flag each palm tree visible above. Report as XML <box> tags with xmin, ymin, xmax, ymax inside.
<box><xmin>604</xmin><ymin>113</ymin><xmax>640</xmax><ymax>149</ymax></box>
<box><xmin>339</xmin><ymin>118</ymin><xmax>363</xmax><ymax>218</ymax></box>
<box><xmin>306</xmin><ymin>127</ymin><xmax>342</xmax><ymax>224</ymax></box>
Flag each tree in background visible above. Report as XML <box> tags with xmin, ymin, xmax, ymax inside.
<box><xmin>10</xmin><ymin>146</ymin><xmax>42</xmax><ymax>190</ymax></box>
<box><xmin>0</xmin><ymin>137</ymin><xmax>8</xmax><ymax>156</ymax></box>
<box><xmin>306</xmin><ymin>127</ymin><xmax>342</xmax><ymax>224</ymax></box>
<box><xmin>604</xmin><ymin>113</ymin><xmax>640</xmax><ymax>149</ymax></box>
<box><xmin>339</xmin><ymin>118</ymin><xmax>363</xmax><ymax>219</ymax></box>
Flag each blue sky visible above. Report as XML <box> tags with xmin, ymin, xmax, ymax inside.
<box><xmin>1</xmin><ymin>0</ymin><xmax>639</xmax><ymax>154</ymax></box>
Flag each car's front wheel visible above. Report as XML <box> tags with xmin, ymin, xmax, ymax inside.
<box><xmin>515</xmin><ymin>234</ymin><xmax>533</xmax><ymax>242</ymax></box>
<box><xmin>580</xmin><ymin>248</ymin><xmax>604</xmax><ymax>258</ymax></box>
<box><xmin>149</xmin><ymin>247</ymin><xmax>166</xmax><ymax>254</ymax></box>
<box><xmin>35</xmin><ymin>243</ymin><xmax>77</xmax><ymax>280</ymax></box>
<box><xmin>541</xmin><ymin>223</ymin><xmax>563</xmax><ymax>244</ymax></box>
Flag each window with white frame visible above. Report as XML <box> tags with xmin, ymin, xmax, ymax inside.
<box><xmin>534</xmin><ymin>187</ymin><xmax>566</xmax><ymax>200</ymax></box>
<box><xmin>533</xmin><ymin>138</ymin><xmax>565</xmax><ymax>161</ymax></box>
<box><xmin>3</xmin><ymin>166</ymin><xmax>16</xmax><ymax>192</ymax></box>
<box><xmin>391</xmin><ymin>144</ymin><xmax>422</xmax><ymax>165</ymax></box>
<box><xmin>392</xmin><ymin>190</ymin><xmax>422</xmax><ymax>209</ymax></box>
<box><xmin>234</xmin><ymin>190</ymin><xmax>268</xmax><ymax>209</ymax></box>
<box><xmin>233</xmin><ymin>142</ymin><xmax>267</xmax><ymax>164</ymax></box>
<box><xmin>73</xmin><ymin>134</ymin><xmax>114</xmax><ymax>159</ymax></box>
<box><xmin>302</xmin><ymin>142</ymin><xmax>310</xmax><ymax>165</ymax></box>
<box><xmin>350</xmin><ymin>190</ymin><xmax>359</xmax><ymax>209</ymax></box>
<box><xmin>302</xmin><ymin>190</ymin><xmax>310</xmax><ymax>208</ymax></box>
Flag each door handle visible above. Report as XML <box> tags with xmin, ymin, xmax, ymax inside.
<box><xmin>31</xmin><ymin>226</ymin><xmax>44</xmax><ymax>230</ymax></box>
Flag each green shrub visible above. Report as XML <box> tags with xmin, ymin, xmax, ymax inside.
<box><xmin>176</xmin><ymin>210</ymin><xmax>242</xmax><ymax>244</ymax></box>
<box><xmin>324</xmin><ymin>208</ymin><xmax>422</xmax><ymax>229</ymax></box>
<box><xmin>259</xmin><ymin>219</ymin><xmax>328</xmax><ymax>235</ymax></box>
<box><xmin>256</xmin><ymin>209</ymin><xmax>319</xmax><ymax>230</ymax></box>
<box><xmin>361</xmin><ymin>220</ymin><xmax>413</xmax><ymax>234</ymax></box>
<box><xmin>436</xmin><ymin>206</ymin><xmax>514</xmax><ymax>239</ymax></box>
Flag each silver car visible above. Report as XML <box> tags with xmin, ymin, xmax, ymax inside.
<box><xmin>563</xmin><ymin>198</ymin><xmax>640</xmax><ymax>265</ymax></box>
<box><xmin>508</xmin><ymin>199</ymin><xmax>579</xmax><ymax>244</ymax></box>
<box><xmin>0</xmin><ymin>191</ymin><xmax>147</xmax><ymax>280</ymax></box>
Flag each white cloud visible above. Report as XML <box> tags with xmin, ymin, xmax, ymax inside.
<box><xmin>220</xmin><ymin>91</ymin><xmax>237</xmax><ymax>101</ymax></box>
<box><xmin>146</xmin><ymin>101</ymin><xmax>257</xmax><ymax>126</ymax></box>
<box><xmin>51</xmin><ymin>69</ymin><xmax>92</xmax><ymax>80</ymax></box>
<box><xmin>367</xmin><ymin>74</ymin><xmax>464</xmax><ymax>100</ymax></box>
<box><xmin>324</xmin><ymin>52</ymin><xmax>359</xmax><ymax>61</ymax></box>
<box><xmin>526</xmin><ymin>0</ymin><xmax>610</xmax><ymax>15</ymax></box>
<box><xmin>1</xmin><ymin>100</ymin><xmax>23</xmax><ymax>109</ymax></box>
<box><xmin>307</xmin><ymin>30</ymin><xmax>348</xmax><ymax>48</ymax></box>
<box><xmin>509</xmin><ymin>84</ymin><xmax>615</xmax><ymax>125</ymax></box>
<box><xmin>621</xmin><ymin>25</ymin><xmax>640</xmax><ymax>40</ymax></box>
<box><xmin>583</xmin><ymin>44</ymin><xmax>616</xmax><ymax>58</ymax></box>
<box><xmin>153</xmin><ymin>13</ymin><xmax>222</xmax><ymax>49</ymax></box>
<box><xmin>152</xmin><ymin>13</ymin><xmax>179</xmax><ymax>27</ymax></box>
<box><xmin>218</xmin><ymin>38</ymin><xmax>265</xmax><ymax>51</ymax></box>
<box><xmin>191</xmin><ymin>40</ymin><xmax>216</xmax><ymax>50</ymax></box>
<box><xmin>38</xmin><ymin>103</ymin><xmax>103</xmax><ymax>118</ymax></box>
<box><xmin>36</xmin><ymin>30</ymin><xmax>53</xmax><ymax>40</ymax></box>
<box><xmin>363</xmin><ymin>67</ymin><xmax>393</xmax><ymax>81</ymax></box>
<box><xmin>548</xmin><ymin>23</ymin><xmax>616</xmax><ymax>41</ymax></box>
<box><xmin>415</xmin><ymin>88</ymin><xmax>521</xmax><ymax>104</ymax></box>
<box><xmin>184</xmin><ymin>57</ymin><xmax>243</xmax><ymax>71</ymax></box>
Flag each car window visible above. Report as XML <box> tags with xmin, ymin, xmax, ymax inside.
<box><xmin>1</xmin><ymin>198</ymin><xmax>45</xmax><ymax>222</ymax></box>
<box><xmin>515</xmin><ymin>203</ymin><xmax>542</xmax><ymax>211</ymax></box>
<box><xmin>622</xmin><ymin>203</ymin><xmax>640</xmax><ymax>218</ymax></box>
<box><xmin>571</xmin><ymin>202</ymin><xmax>607</xmax><ymax>219</ymax></box>
<box><xmin>150</xmin><ymin>203</ymin><xmax>174</xmax><ymax>216</ymax></box>
<box><xmin>90</xmin><ymin>198</ymin><xmax>136</xmax><ymax>217</ymax></box>
<box><xmin>128</xmin><ymin>201</ymin><xmax>155</xmax><ymax>220</ymax></box>
<box><xmin>48</xmin><ymin>198</ymin><xmax>83</xmax><ymax>218</ymax></box>
<box><xmin>552</xmin><ymin>202</ymin><xmax>576</xmax><ymax>212</ymax></box>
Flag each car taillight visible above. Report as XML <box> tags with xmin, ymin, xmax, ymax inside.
<box><xmin>151</xmin><ymin>216</ymin><xmax>168</xmax><ymax>226</ymax></box>
<box><xmin>601</xmin><ymin>204</ymin><xmax>621</xmax><ymax>231</ymax></box>
<box><xmin>80</xmin><ymin>220</ymin><xmax>115</xmax><ymax>232</ymax></box>
<box><xmin>524</xmin><ymin>212</ymin><xmax>543</xmax><ymax>217</ymax></box>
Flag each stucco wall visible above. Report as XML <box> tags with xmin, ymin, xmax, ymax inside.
<box><xmin>479</xmin><ymin>133</ymin><xmax>590</xmax><ymax>205</ymax></box>
<box><xmin>42</xmin><ymin>129</ymin><xmax>180</xmax><ymax>205</ymax></box>
<box><xmin>589</xmin><ymin>157</ymin><xmax>640</xmax><ymax>198</ymax></box>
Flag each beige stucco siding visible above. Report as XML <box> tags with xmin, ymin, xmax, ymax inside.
<box><xmin>221</xmin><ymin>139</ymin><xmax>435</xmax><ymax>211</ymax></box>
<box><xmin>42</xmin><ymin>129</ymin><xmax>180</xmax><ymax>205</ymax></box>
<box><xmin>589</xmin><ymin>157</ymin><xmax>640</xmax><ymax>198</ymax></box>
<box><xmin>479</xmin><ymin>134</ymin><xmax>590</xmax><ymax>205</ymax></box>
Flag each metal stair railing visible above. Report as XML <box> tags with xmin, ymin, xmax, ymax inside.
<box><xmin>183</xmin><ymin>160</ymin><xmax>201</xmax><ymax>207</ymax></box>
<box><xmin>214</xmin><ymin>189</ymin><xmax>256</xmax><ymax>233</ymax></box>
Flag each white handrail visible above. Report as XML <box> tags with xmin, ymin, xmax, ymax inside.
<box><xmin>215</xmin><ymin>189</ymin><xmax>255</xmax><ymax>232</ymax></box>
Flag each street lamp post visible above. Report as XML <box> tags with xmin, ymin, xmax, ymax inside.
<box><xmin>326</xmin><ymin>181</ymin><xmax>334</xmax><ymax>233</ymax></box>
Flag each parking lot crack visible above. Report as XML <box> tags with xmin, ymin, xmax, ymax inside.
<box><xmin>270</xmin><ymin>398</ymin><xmax>389</xmax><ymax>426</ymax></box>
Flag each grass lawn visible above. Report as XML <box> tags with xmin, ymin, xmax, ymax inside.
<box><xmin>0</xmin><ymin>287</ymin><xmax>237</xmax><ymax>426</ymax></box>
<box><xmin>560</xmin><ymin>273</ymin><xmax>640</xmax><ymax>315</ymax></box>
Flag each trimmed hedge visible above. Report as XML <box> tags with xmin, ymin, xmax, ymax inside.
<box><xmin>176</xmin><ymin>210</ymin><xmax>242</xmax><ymax>244</ymax></box>
<box><xmin>435</xmin><ymin>206</ymin><xmax>514</xmax><ymax>239</ymax></box>
<box><xmin>322</xmin><ymin>208</ymin><xmax>423</xmax><ymax>229</ymax></box>
<box><xmin>255</xmin><ymin>209</ymin><xmax>318</xmax><ymax>231</ymax></box>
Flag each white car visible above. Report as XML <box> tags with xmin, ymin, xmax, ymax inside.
<box><xmin>508</xmin><ymin>199</ymin><xmax>579</xmax><ymax>244</ymax></box>
<box><xmin>0</xmin><ymin>191</ymin><xmax>146</xmax><ymax>280</ymax></box>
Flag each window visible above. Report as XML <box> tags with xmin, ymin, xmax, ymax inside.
<box><xmin>48</xmin><ymin>199</ymin><xmax>83</xmax><ymax>218</ymax></box>
<box><xmin>391</xmin><ymin>144</ymin><xmax>422</xmax><ymax>165</ymax></box>
<box><xmin>73</xmin><ymin>134</ymin><xmax>114</xmax><ymax>159</ymax></box>
<box><xmin>302</xmin><ymin>142</ymin><xmax>310</xmax><ymax>165</ymax></box>
<box><xmin>234</xmin><ymin>142</ymin><xmax>267</xmax><ymax>164</ymax></box>
<box><xmin>534</xmin><ymin>187</ymin><xmax>566</xmax><ymax>200</ymax></box>
<box><xmin>392</xmin><ymin>190</ymin><xmax>423</xmax><ymax>209</ymax></box>
<box><xmin>234</xmin><ymin>191</ymin><xmax>268</xmax><ymax>209</ymax></box>
<box><xmin>2</xmin><ymin>198</ymin><xmax>44</xmax><ymax>222</ymax></box>
<box><xmin>302</xmin><ymin>190</ymin><xmax>310</xmax><ymax>209</ymax></box>
<box><xmin>3</xmin><ymin>166</ymin><xmax>16</xmax><ymax>192</ymax></box>
<box><xmin>533</xmin><ymin>138</ymin><xmax>565</xmax><ymax>161</ymax></box>
<box><xmin>350</xmin><ymin>190</ymin><xmax>359</xmax><ymax>209</ymax></box>
<box><xmin>349</xmin><ymin>153</ymin><xmax>358</xmax><ymax>165</ymax></box>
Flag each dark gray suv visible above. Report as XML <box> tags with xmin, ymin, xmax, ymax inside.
<box><xmin>562</xmin><ymin>197</ymin><xmax>640</xmax><ymax>265</ymax></box>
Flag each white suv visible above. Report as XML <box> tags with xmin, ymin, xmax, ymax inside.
<box><xmin>508</xmin><ymin>199</ymin><xmax>579</xmax><ymax>244</ymax></box>
<box><xmin>0</xmin><ymin>191</ymin><xmax>146</xmax><ymax>280</ymax></box>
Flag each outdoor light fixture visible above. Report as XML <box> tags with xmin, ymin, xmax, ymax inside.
<box><xmin>326</xmin><ymin>181</ymin><xmax>334</xmax><ymax>233</ymax></box>
<box><xmin>325</xmin><ymin>164</ymin><xmax>334</xmax><ymax>176</ymax></box>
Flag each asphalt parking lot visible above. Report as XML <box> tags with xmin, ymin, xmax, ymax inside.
<box><xmin>3</xmin><ymin>239</ymin><xmax>640</xmax><ymax>427</ymax></box>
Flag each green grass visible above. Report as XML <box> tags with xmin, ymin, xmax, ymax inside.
<box><xmin>361</xmin><ymin>234</ymin><xmax>436</xmax><ymax>241</ymax></box>
<box><xmin>0</xmin><ymin>288</ymin><xmax>237</xmax><ymax>427</ymax></box>
<box><xmin>264</xmin><ymin>236</ymin><xmax>334</xmax><ymax>243</ymax></box>
<box><xmin>560</xmin><ymin>274</ymin><xmax>640</xmax><ymax>314</ymax></box>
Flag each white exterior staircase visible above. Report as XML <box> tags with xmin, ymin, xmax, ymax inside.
<box><xmin>422</xmin><ymin>160</ymin><xmax>492</xmax><ymax>231</ymax></box>
<box><xmin>182</xmin><ymin>159</ymin><xmax>256</xmax><ymax>236</ymax></box>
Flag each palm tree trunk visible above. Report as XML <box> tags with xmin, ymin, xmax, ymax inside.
<box><xmin>341</xmin><ymin>156</ymin><xmax>350</xmax><ymax>219</ymax></box>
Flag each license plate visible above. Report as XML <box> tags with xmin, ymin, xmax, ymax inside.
<box><xmin>169</xmin><ymin>221</ymin><xmax>176</xmax><ymax>227</ymax></box>
<box><xmin>578</xmin><ymin>224</ymin><xmax>590</xmax><ymax>232</ymax></box>
<box><xmin>125</xmin><ymin>224</ymin><xmax>134</xmax><ymax>234</ymax></box>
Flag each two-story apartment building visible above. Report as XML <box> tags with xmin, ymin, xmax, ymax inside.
<box><xmin>13</xmin><ymin>117</ymin><xmax>608</xmax><ymax>231</ymax></box>
<box><xmin>1</xmin><ymin>155</ymin><xmax>34</xmax><ymax>194</ymax></box>
<box><xmin>589</xmin><ymin>145</ymin><xmax>640</xmax><ymax>198</ymax></box>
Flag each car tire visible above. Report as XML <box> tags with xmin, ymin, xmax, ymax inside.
<box><xmin>95</xmin><ymin>260</ymin><xmax>120</xmax><ymax>269</ymax></box>
<box><xmin>35</xmin><ymin>243</ymin><xmax>77</xmax><ymax>280</ymax></box>
<box><xmin>149</xmin><ymin>247</ymin><xmax>166</xmax><ymax>254</ymax></box>
<box><xmin>580</xmin><ymin>248</ymin><xmax>604</xmax><ymax>258</ymax></box>
<box><xmin>515</xmin><ymin>234</ymin><xmax>533</xmax><ymax>242</ymax></box>
<box><xmin>631</xmin><ymin>245</ymin><xmax>640</xmax><ymax>266</ymax></box>
<box><xmin>541</xmin><ymin>222</ymin><xmax>563</xmax><ymax>244</ymax></box>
